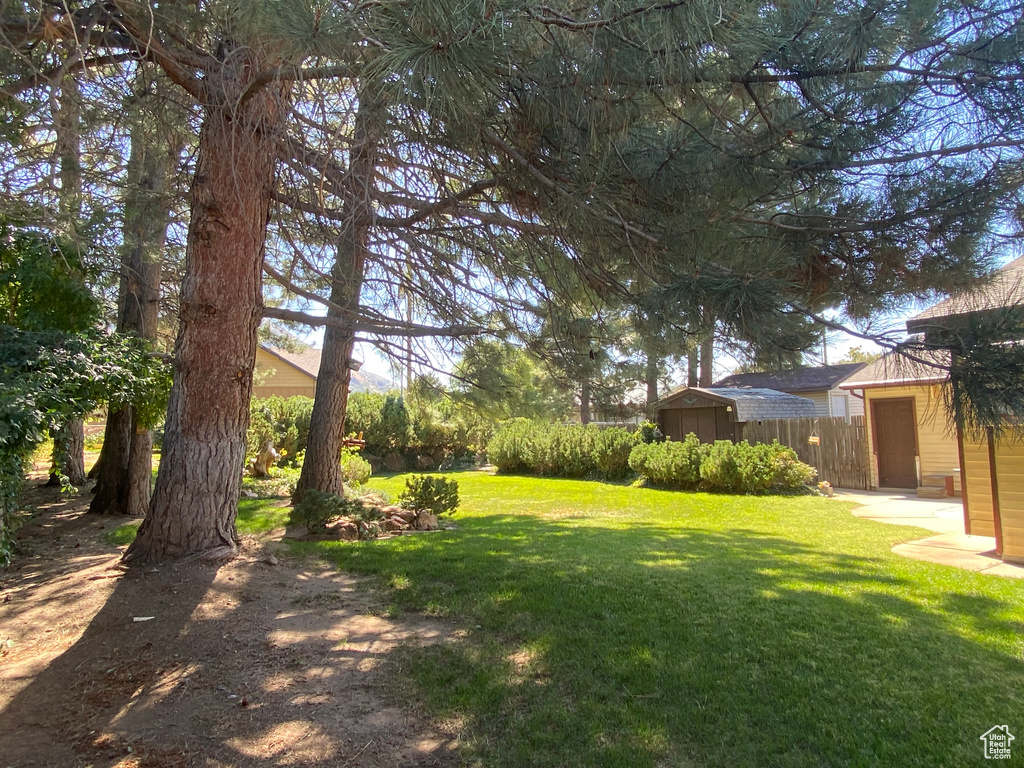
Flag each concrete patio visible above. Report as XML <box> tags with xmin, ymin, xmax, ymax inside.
<box><xmin>833</xmin><ymin>489</ymin><xmax>1024</xmax><ymax>579</ymax></box>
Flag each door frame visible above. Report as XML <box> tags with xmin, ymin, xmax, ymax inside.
<box><xmin>870</xmin><ymin>396</ymin><xmax>919</xmax><ymax>489</ymax></box>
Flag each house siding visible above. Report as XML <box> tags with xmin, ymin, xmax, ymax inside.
<box><xmin>253</xmin><ymin>348</ymin><xmax>317</xmax><ymax>399</ymax></box>
<box><xmin>962</xmin><ymin>437</ymin><xmax>1024</xmax><ymax>561</ymax></box>
<box><xmin>863</xmin><ymin>384</ymin><xmax>961</xmax><ymax>492</ymax></box>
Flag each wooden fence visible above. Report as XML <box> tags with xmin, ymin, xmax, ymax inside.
<box><xmin>742</xmin><ymin>415</ymin><xmax>870</xmax><ymax>490</ymax></box>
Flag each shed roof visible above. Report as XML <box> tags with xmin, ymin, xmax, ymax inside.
<box><xmin>656</xmin><ymin>386</ymin><xmax>817</xmax><ymax>422</ymax></box>
<box><xmin>713</xmin><ymin>363</ymin><xmax>866</xmax><ymax>393</ymax></box>
<box><xmin>838</xmin><ymin>348</ymin><xmax>949</xmax><ymax>389</ymax></box>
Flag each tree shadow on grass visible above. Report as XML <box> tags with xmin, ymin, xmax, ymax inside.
<box><xmin>319</xmin><ymin>512</ymin><xmax>1024</xmax><ymax>768</ymax></box>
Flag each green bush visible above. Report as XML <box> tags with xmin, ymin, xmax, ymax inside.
<box><xmin>247</xmin><ymin>395</ymin><xmax>314</xmax><ymax>466</ymax></box>
<box><xmin>637</xmin><ymin>420</ymin><xmax>665</xmax><ymax>444</ymax></box>
<box><xmin>700</xmin><ymin>441</ymin><xmax>744</xmax><ymax>490</ymax></box>
<box><xmin>487</xmin><ymin>419</ymin><xmax>548</xmax><ymax>473</ymax></box>
<box><xmin>340</xmin><ymin>447</ymin><xmax>372</xmax><ymax>486</ymax></box>
<box><xmin>398</xmin><ymin>475</ymin><xmax>460</xmax><ymax>516</ymax></box>
<box><xmin>290</xmin><ymin>489</ymin><xmax>380</xmax><ymax>533</ymax></box>
<box><xmin>628</xmin><ymin>433</ymin><xmax>705</xmax><ymax>488</ymax></box>
<box><xmin>592</xmin><ymin>427</ymin><xmax>638</xmax><ymax>480</ymax></box>
<box><xmin>543</xmin><ymin>424</ymin><xmax>598</xmax><ymax>477</ymax></box>
<box><xmin>629</xmin><ymin>434</ymin><xmax>816</xmax><ymax>492</ymax></box>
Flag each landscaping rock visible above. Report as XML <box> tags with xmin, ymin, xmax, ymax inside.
<box><xmin>416</xmin><ymin>455</ymin><xmax>436</xmax><ymax>470</ymax></box>
<box><xmin>413</xmin><ymin>512</ymin><xmax>439</xmax><ymax>531</ymax></box>
<box><xmin>360</xmin><ymin>493</ymin><xmax>388</xmax><ymax>508</ymax></box>
<box><xmin>324</xmin><ymin>519</ymin><xmax>359</xmax><ymax>542</ymax></box>
<box><xmin>383</xmin><ymin>453</ymin><xmax>406</xmax><ymax>472</ymax></box>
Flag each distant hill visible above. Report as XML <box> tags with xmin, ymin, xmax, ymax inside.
<box><xmin>350</xmin><ymin>367</ymin><xmax>394</xmax><ymax>394</ymax></box>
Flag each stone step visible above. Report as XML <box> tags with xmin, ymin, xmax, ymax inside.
<box><xmin>922</xmin><ymin>474</ymin><xmax>952</xmax><ymax>487</ymax></box>
<box><xmin>916</xmin><ymin>485</ymin><xmax>949</xmax><ymax>499</ymax></box>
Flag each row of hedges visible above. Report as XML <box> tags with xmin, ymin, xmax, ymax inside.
<box><xmin>486</xmin><ymin>420</ymin><xmax>642</xmax><ymax>480</ymax></box>
<box><xmin>629</xmin><ymin>434</ymin><xmax>816</xmax><ymax>492</ymax></box>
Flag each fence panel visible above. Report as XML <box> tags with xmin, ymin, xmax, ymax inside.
<box><xmin>742</xmin><ymin>416</ymin><xmax>870</xmax><ymax>490</ymax></box>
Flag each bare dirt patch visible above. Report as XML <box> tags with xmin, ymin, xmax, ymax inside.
<box><xmin>0</xmin><ymin>482</ymin><xmax>456</xmax><ymax>767</ymax></box>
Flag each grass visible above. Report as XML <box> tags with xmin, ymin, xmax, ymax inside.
<box><xmin>103</xmin><ymin>472</ymin><xmax>1024</xmax><ymax>766</ymax></box>
<box><xmin>105</xmin><ymin>498</ymin><xmax>290</xmax><ymax>546</ymax></box>
<box><xmin>288</xmin><ymin>472</ymin><xmax>1024</xmax><ymax>768</ymax></box>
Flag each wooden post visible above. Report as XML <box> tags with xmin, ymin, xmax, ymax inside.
<box><xmin>987</xmin><ymin>427</ymin><xmax>1003</xmax><ymax>556</ymax></box>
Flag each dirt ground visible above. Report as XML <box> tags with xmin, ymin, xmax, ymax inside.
<box><xmin>0</xmin><ymin>482</ymin><xmax>458</xmax><ymax>768</ymax></box>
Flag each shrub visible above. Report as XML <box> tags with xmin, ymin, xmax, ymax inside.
<box><xmin>628</xmin><ymin>433</ymin><xmax>705</xmax><ymax>488</ymax></box>
<box><xmin>543</xmin><ymin>424</ymin><xmax>598</xmax><ymax>477</ymax></box>
<box><xmin>637</xmin><ymin>420</ymin><xmax>665</xmax><ymax>444</ymax></box>
<box><xmin>290</xmin><ymin>489</ymin><xmax>379</xmax><ymax>533</ymax></box>
<box><xmin>398</xmin><ymin>475</ymin><xmax>460</xmax><ymax>516</ymax></box>
<box><xmin>592</xmin><ymin>427</ymin><xmax>638</xmax><ymax>480</ymax></box>
<box><xmin>487</xmin><ymin>419</ymin><xmax>548</xmax><ymax>473</ymax></box>
<box><xmin>340</xmin><ymin>447</ymin><xmax>372</xmax><ymax>486</ymax></box>
<box><xmin>247</xmin><ymin>395</ymin><xmax>314</xmax><ymax>467</ymax></box>
<box><xmin>700</xmin><ymin>441</ymin><xmax>743</xmax><ymax>490</ymax></box>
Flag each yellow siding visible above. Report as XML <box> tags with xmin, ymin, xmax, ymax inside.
<box><xmin>863</xmin><ymin>384</ymin><xmax>961</xmax><ymax>492</ymax></box>
<box><xmin>961</xmin><ymin>439</ymin><xmax>995</xmax><ymax>536</ymax></box>
<box><xmin>252</xmin><ymin>348</ymin><xmax>317</xmax><ymax>400</ymax></box>
<box><xmin>992</xmin><ymin>440</ymin><xmax>1024</xmax><ymax>562</ymax></box>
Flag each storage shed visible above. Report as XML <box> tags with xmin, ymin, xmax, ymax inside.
<box><xmin>654</xmin><ymin>387</ymin><xmax>817</xmax><ymax>443</ymax></box>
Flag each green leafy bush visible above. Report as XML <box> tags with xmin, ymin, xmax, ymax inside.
<box><xmin>700</xmin><ymin>441</ymin><xmax>744</xmax><ymax>490</ymax></box>
<box><xmin>247</xmin><ymin>396</ymin><xmax>314</xmax><ymax>467</ymax></box>
<box><xmin>591</xmin><ymin>427</ymin><xmax>638</xmax><ymax>480</ymax></box>
<box><xmin>628</xmin><ymin>433</ymin><xmax>705</xmax><ymax>488</ymax></box>
<box><xmin>340</xmin><ymin>447</ymin><xmax>372</xmax><ymax>486</ymax></box>
<box><xmin>398</xmin><ymin>475</ymin><xmax>460</xmax><ymax>516</ymax></box>
<box><xmin>637</xmin><ymin>420</ymin><xmax>665</xmax><ymax>444</ymax></box>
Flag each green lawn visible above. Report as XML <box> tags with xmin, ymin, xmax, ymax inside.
<box><xmin>295</xmin><ymin>472</ymin><xmax>1024</xmax><ymax>768</ymax></box>
<box><xmin>109</xmin><ymin>472</ymin><xmax>1024</xmax><ymax>766</ymax></box>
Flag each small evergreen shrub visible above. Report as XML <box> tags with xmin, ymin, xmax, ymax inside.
<box><xmin>398</xmin><ymin>475</ymin><xmax>460</xmax><ymax>516</ymax></box>
<box><xmin>290</xmin><ymin>489</ymin><xmax>379</xmax><ymax>533</ymax></box>
<box><xmin>340</xmin><ymin>447</ymin><xmax>372</xmax><ymax>486</ymax></box>
<box><xmin>592</xmin><ymin>427</ymin><xmax>639</xmax><ymax>479</ymax></box>
<box><xmin>637</xmin><ymin>420</ymin><xmax>665</xmax><ymax>444</ymax></box>
<box><xmin>700</xmin><ymin>441</ymin><xmax>744</xmax><ymax>490</ymax></box>
<box><xmin>487</xmin><ymin>419</ymin><xmax>548</xmax><ymax>473</ymax></box>
<box><xmin>628</xmin><ymin>433</ymin><xmax>705</xmax><ymax>488</ymax></box>
<box><xmin>543</xmin><ymin>424</ymin><xmax>598</xmax><ymax>477</ymax></box>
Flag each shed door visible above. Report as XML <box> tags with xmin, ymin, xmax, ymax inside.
<box><xmin>679</xmin><ymin>408</ymin><xmax>719</xmax><ymax>443</ymax></box>
<box><xmin>872</xmin><ymin>398</ymin><xmax>918</xmax><ymax>488</ymax></box>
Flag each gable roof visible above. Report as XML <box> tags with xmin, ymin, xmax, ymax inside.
<box><xmin>907</xmin><ymin>255</ymin><xmax>1024</xmax><ymax>334</ymax></box>
<box><xmin>713</xmin><ymin>363</ymin><xmax>867</xmax><ymax>393</ymax></box>
<box><xmin>259</xmin><ymin>345</ymin><xmax>394</xmax><ymax>394</ymax></box>
<box><xmin>656</xmin><ymin>386</ymin><xmax>817</xmax><ymax>421</ymax></box>
<box><xmin>838</xmin><ymin>348</ymin><xmax>949</xmax><ymax>389</ymax></box>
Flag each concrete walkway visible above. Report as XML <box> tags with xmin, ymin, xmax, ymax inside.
<box><xmin>833</xmin><ymin>489</ymin><xmax>1024</xmax><ymax>579</ymax></box>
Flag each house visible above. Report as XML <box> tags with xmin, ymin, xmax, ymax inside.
<box><xmin>253</xmin><ymin>345</ymin><xmax>393</xmax><ymax>399</ymax></box>
<box><xmin>840</xmin><ymin>254</ymin><xmax>1024</xmax><ymax>565</ymax></box>
<box><xmin>838</xmin><ymin>350</ymin><xmax>957</xmax><ymax>494</ymax></box>
<box><xmin>654</xmin><ymin>386</ymin><xmax>817</xmax><ymax>443</ymax></box>
<box><xmin>713</xmin><ymin>363</ymin><xmax>867</xmax><ymax>421</ymax></box>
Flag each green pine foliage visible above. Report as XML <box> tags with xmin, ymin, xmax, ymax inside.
<box><xmin>398</xmin><ymin>475</ymin><xmax>460</xmax><ymax>516</ymax></box>
<box><xmin>629</xmin><ymin>436</ymin><xmax>815</xmax><ymax>492</ymax></box>
<box><xmin>247</xmin><ymin>395</ymin><xmax>314</xmax><ymax>467</ymax></box>
<box><xmin>487</xmin><ymin>420</ymin><xmax>641</xmax><ymax>480</ymax></box>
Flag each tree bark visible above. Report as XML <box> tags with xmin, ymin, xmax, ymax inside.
<box><xmin>91</xmin><ymin>68</ymin><xmax>179</xmax><ymax>516</ymax></box>
<box><xmin>124</xmin><ymin>55</ymin><xmax>286</xmax><ymax>564</ymax></box>
<box><xmin>687</xmin><ymin>345</ymin><xmax>698</xmax><ymax>387</ymax></box>
<box><xmin>580</xmin><ymin>373</ymin><xmax>592</xmax><ymax>425</ymax></box>
<box><xmin>49</xmin><ymin>419</ymin><xmax>86</xmax><ymax>487</ymax></box>
<box><xmin>294</xmin><ymin>90</ymin><xmax>381</xmax><ymax>503</ymax></box>
<box><xmin>645</xmin><ymin>351</ymin><xmax>659</xmax><ymax>419</ymax></box>
<box><xmin>699</xmin><ymin>329</ymin><xmax>714</xmax><ymax>388</ymax></box>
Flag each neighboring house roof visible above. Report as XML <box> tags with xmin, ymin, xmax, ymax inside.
<box><xmin>907</xmin><ymin>255</ymin><xmax>1024</xmax><ymax>334</ymax></box>
<box><xmin>838</xmin><ymin>348</ymin><xmax>949</xmax><ymax>389</ymax></box>
<box><xmin>713</xmin><ymin>363</ymin><xmax>867</xmax><ymax>393</ymax></box>
<box><xmin>656</xmin><ymin>386</ymin><xmax>817</xmax><ymax>421</ymax></box>
<box><xmin>259</xmin><ymin>345</ymin><xmax>394</xmax><ymax>394</ymax></box>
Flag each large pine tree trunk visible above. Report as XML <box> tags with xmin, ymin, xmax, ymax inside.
<box><xmin>293</xmin><ymin>92</ymin><xmax>381</xmax><ymax>503</ymax></box>
<box><xmin>91</xmin><ymin>70</ymin><xmax>178</xmax><ymax>516</ymax></box>
<box><xmin>687</xmin><ymin>346</ymin><xmax>698</xmax><ymax>387</ymax></box>
<box><xmin>49</xmin><ymin>420</ymin><xmax>86</xmax><ymax>487</ymax></box>
<box><xmin>124</xmin><ymin>56</ymin><xmax>286</xmax><ymax>564</ymax></box>
<box><xmin>645</xmin><ymin>351</ymin><xmax>659</xmax><ymax>419</ymax></box>
<box><xmin>580</xmin><ymin>374</ymin><xmax>592</xmax><ymax>425</ymax></box>
<box><xmin>699</xmin><ymin>330</ymin><xmax>714</xmax><ymax>388</ymax></box>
